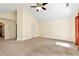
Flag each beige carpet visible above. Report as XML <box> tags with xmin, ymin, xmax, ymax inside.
<box><xmin>0</xmin><ymin>37</ymin><xmax>79</xmax><ymax>56</ymax></box>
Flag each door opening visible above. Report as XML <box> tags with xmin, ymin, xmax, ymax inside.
<box><xmin>0</xmin><ymin>22</ymin><xmax>5</xmax><ymax>39</ymax></box>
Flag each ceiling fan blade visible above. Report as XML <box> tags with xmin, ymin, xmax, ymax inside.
<box><xmin>42</xmin><ymin>3</ymin><xmax>48</xmax><ymax>6</ymax></box>
<box><xmin>42</xmin><ymin>7</ymin><xmax>46</xmax><ymax>10</ymax></box>
<box><xmin>30</xmin><ymin>6</ymin><xmax>37</xmax><ymax>8</ymax></box>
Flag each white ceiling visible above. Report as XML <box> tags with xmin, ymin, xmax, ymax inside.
<box><xmin>0</xmin><ymin>3</ymin><xmax>27</xmax><ymax>12</ymax></box>
<box><xmin>0</xmin><ymin>3</ymin><xmax>79</xmax><ymax>21</ymax></box>
<box><xmin>26</xmin><ymin>3</ymin><xmax>79</xmax><ymax>21</ymax></box>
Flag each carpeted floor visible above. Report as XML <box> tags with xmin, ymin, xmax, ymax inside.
<box><xmin>0</xmin><ymin>37</ymin><xmax>79</xmax><ymax>56</ymax></box>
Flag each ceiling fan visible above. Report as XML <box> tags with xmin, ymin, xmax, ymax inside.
<box><xmin>30</xmin><ymin>3</ymin><xmax>48</xmax><ymax>12</ymax></box>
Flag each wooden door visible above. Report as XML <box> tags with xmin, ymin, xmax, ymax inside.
<box><xmin>75</xmin><ymin>14</ymin><xmax>79</xmax><ymax>49</ymax></box>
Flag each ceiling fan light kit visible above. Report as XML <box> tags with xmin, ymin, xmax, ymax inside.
<box><xmin>36</xmin><ymin>7</ymin><xmax>42</xmax><ymax>11</ymax></box>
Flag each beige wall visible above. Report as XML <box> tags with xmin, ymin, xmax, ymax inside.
<box><xmin>39</xmin><ymin>5</ymin><xmax>79</xmax><ymax>42</ymax></box>
<box><xmin>0</xmin><ymin>18</ymin><xmax>16</xmax><ymax>39</ymax></box>
<box><xmin>16</xmin><ymin>7</ymin><xmax>77</xmax><ymax>42</ymax></box>
<box><xmin>40</xmin><ymin>17</ymin><xmax>75</xmax><ymax>42</ymax></box>
<box><xmin>17</xmin><ymin>8</ymin><xmax>23</xmax><ymax>40</ymax></box>
<box><xmin>17</xmin><ymin>7</ymin><xmax>39</xmax><ymax>40</ymax></box>
<box><xmin>0</xmin><ymin>12</ymin><xmax>16</xmax><ymax>20</ymax></box>
<box><xmin>0</xmin><ymin>5</ymin><xmax>79</xmax><ymax>42</ymax></box>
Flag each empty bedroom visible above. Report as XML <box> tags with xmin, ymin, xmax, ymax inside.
<box><xmin>0</xmin><ymin>3</ymin><xmax>79</xmax><ymax>56</ymax></box>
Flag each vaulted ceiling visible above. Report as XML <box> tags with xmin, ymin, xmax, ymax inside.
<box><xmin>26</xmin><ymin>3</ymin><xmax>79</xmax><ymax>21</ymax></box>
<box><xmin>0</xmin><ymin>3</ymin><xmax>79</xmax><ymax>21</ymax></box>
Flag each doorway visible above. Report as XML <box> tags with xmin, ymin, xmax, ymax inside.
<box><xmin>0</xmin><ymin>22</ymin><xmax>4</xmax><ymax>39</ymax></box>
